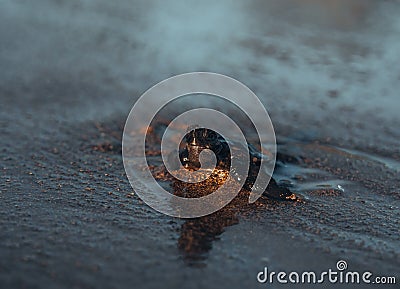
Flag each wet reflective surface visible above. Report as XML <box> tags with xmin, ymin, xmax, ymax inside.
<box><xmin>1</xmin><ymin>0</ymin><xmax>399</xmax><ymax>288</ymax></box>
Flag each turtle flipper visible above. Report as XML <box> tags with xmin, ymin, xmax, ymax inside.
<box><xmin>264</xmin><ymin>177</ymin><xmax>298</xmax><ymax>201</ymax></box>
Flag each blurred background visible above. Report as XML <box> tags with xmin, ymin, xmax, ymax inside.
<box><xmin>2</xmin><ymin>0</ymin><xmax>399</xmax><ymax>136</ymax></box>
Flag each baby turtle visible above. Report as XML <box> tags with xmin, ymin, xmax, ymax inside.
<box><xmin>176</xmin><ymin>127</ymin><xmax>298</xmax><ymax>201</ymax></box>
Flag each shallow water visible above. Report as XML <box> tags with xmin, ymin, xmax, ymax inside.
<box><xmin>1</xmin><ymin>0</ymin><xmax>399</xmax><ymax>288</ymax></box>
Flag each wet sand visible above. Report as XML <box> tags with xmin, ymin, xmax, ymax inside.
<box><xmin>1</xmin><ymin>1</ymin><xmax>399</xmax><ymax>288</ymax></box>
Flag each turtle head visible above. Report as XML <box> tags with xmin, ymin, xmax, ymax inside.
<box><xmin>183</xmin><ymin>126</ymin><xmax>221</xmax><ymax>170</ymax></box>
<box><xmin>185</xmin><ymin>126</ymin><xmax>219</xmax><ymax>149</ymax></box>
